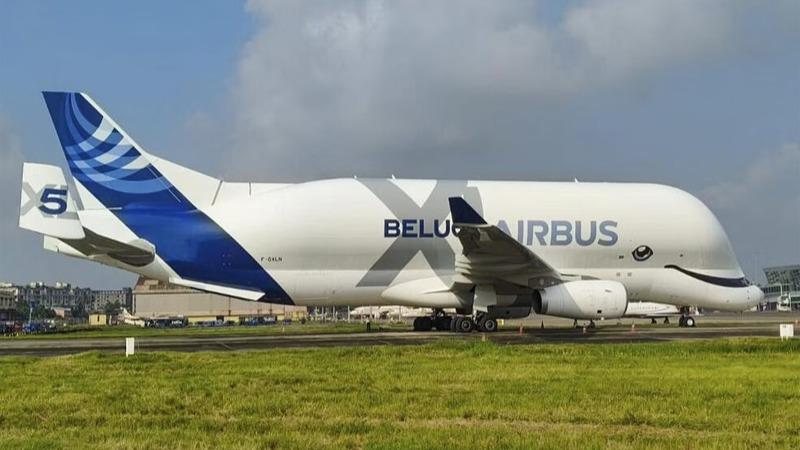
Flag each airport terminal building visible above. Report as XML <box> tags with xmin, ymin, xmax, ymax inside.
<box><xmin>761</xmin><ymin>265</ymin><xmax>800</xmax><ymax>311</ymax></box>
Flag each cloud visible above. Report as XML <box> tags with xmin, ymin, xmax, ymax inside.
<box><xmin>228</xmin><ymin>0</ymin><xmax>748</xmax><ymax>180</ymax></box>
<box><xmin>0</xmin><ymin>119</ymin><xmax>23</xmax><ymax>235</ymax></box>
<box><xmin>564</xmin><ymin>0</ymin><xmax>733</xmax><ymax>79</ymax></box>
<box><xmin>702</xmin><ymin>143</ymin><xmax>800</xmax><ymax>213</ymax></box>
<box><xmin>700</xmin><ymin>143</ymin><xmax>800</xmax><ymax>273</ymax></box>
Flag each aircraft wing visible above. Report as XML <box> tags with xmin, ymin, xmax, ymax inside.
<box><xmin>448</xmin><ymin>197</ymin><xmax>562</xmax><ymax>288</ymax></box>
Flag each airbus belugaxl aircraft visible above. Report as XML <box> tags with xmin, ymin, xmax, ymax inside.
<box><xmin>19</xmin><ymin>92</ymin><xmax>763</xmax><ymax>332</ymax></box>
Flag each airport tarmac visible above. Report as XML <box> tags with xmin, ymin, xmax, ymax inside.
<box><xmin>1</xmin><ymin>312</ymin><xmax>797</xmax><ymax>356</ymax></box>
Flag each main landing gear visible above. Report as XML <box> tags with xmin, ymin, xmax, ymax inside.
<box><xmin>450</xmin><ymin>315</ymin><xmax>498</xmax><ymax>333</ymax></box>
<box><xmin>412</xmin><ymin>310</ymin><xmax>498</xmax><ymax>333</ymax></box>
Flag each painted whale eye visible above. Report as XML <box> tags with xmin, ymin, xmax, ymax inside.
<box><xmin>632</xmin><ymin>245</ymin><xmax>653</xmax><ymax>261</ymax></box>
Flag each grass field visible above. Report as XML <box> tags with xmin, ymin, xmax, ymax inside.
<box><xmin>1</xmin><ymin>339</ymin><xmax>798</xmax><ymax>449</ymax></box>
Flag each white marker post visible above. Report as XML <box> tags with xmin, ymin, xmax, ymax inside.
<box><xmin>125</xmin><ymin>337</ymin><xmax>135</xmax><ymax>356</ymax></box>
<box><xmin>779</xmin><ymin>324</ymin><xmax>794</xmax><ymax>340</ymax></box>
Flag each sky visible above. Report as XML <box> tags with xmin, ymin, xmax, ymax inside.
<box><xmin>0</xmin><ymin>0</ymin><xmax>798</xmax><ymax>288</ymax></box>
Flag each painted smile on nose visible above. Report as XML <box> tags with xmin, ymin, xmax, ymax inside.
<box><xmin>664</xmin><ymin>265</ymin><xmax>750</xmax><ymax>288</ymax></box>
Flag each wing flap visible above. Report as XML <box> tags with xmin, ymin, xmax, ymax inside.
<box><xmin>448</xmin><ymin>197</ymin><xmax>562</xmax><ymax>287</ymax></box>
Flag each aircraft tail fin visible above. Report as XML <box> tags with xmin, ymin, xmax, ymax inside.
<box><xmin>41</xmin><ymin>91</ymin><xmax>217</xmax><ymax>210</ymax></box>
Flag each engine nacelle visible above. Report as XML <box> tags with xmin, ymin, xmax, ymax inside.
<box><xmin>534</xmin><ymin>280</ymin><xmax>628</xmax><ymax>320</ymax></box>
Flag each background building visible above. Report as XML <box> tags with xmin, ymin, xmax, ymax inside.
<box><xmin>14</xmin><ymin>282</ymin><xmax>91</xmax><ymax>309</ymax></box>
<box><xmin>0</xmin><ymin>286</ymin><xmax>16</xmax><ymax>321</ymax></box>
<box><xmin>761</xmin><ymin>265</ymin><xmax>800</xmax><ymax>311</ymax></box>
<box><xmin>132</xmin><ymin>277</ymin><xmax>307</xmax><ymax>323</ymax></box>
<box><xmin>90</xmin><ymin>288</ymin><xmax>132</xmax><ymax>313</ymax></box>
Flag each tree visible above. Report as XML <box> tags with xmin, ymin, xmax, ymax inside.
<box><xmin>16</xmin><ymin>299</ymin><xmax>29</xmax><ymax>319</ymax></box>
<box><xmin>71</xmin><ymin>300</ymin><xmax>89</xmax><ymax>319</ymax></box>
<box><xmin>15</xmin><ymin>300</ymin><xmax>56</xmax><ymax>320</ymax></box>
<box><xmin>103</xmin><ymin>301</ymin><xmax>121</xmax><ymax>317</ymax></box>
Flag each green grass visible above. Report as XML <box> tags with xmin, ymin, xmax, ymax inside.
<box><xmin>1</xmin><ymin>339</ymin><xmax>799</xmax><ymax>449</ymax></box>
<box><xmin>3</xmin><ymin>322</ymin><xmax>409</xmax><ymax>340</ymax></box>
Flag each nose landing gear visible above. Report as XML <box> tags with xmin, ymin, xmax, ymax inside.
<box><xmin>678</xmin><ymin>307</ymin><xmax>696</xmax><ymax>327</ymax></box>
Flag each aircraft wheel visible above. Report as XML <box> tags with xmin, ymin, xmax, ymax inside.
<box><xmin>458</xmin><ymin>317</ymin><xmax>475</xmax><ymax>333</ymax></box>
<box><xmin>685</xmin><ymin>316</ymin><xmax>696</xmax><ymax>328</ymax></box>
<box><xmin>434</xmin><ymin>316</ymin><xmax>451</xmax><ymax>331</ymax></box>
<box><xmin>679</xmin><ymin>316</ymin><xmax>687</xmax><ymax>327</ymax></box>
<box><xmin>418</xmin><ymin>316</ymin><xmax>433</xmax><ymax>331</ymax></box>
<box><xmin>451</xmin><ymin>317</ymin><xmax>460</xmax><ymax>332</ymax></box>
<box><xmin>482</xmin><ymin>318</ymin><xmax>498</xmax><ymax>333</ymax></box>
<box><xmin>476</xmin><ymin>316</ymin><xmax>486</xmax><ymax>331</ymax></box>
<box><xmin>413</xmin><ymin>317</ymin><xmax>422</xmax><ymax>331</ymax></box>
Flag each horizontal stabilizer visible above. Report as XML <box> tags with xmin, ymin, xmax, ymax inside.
<box><xmin>19</xmin><ymin>163</ymin><xmax>84</xmax><ymax>239</ymax></box>
<box><xmin>47</xmin><ymin>228</ymin><xmax>155</xmax><ymax>267</ymax></box>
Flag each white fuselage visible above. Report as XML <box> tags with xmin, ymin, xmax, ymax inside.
<box><xmin>194</xmin><ymin>178</ymin><xmax>761</xmax><ymax>312</ymax></box>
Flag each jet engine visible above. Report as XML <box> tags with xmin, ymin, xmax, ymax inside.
<box><xmin>533</xmin><ymin>280</ymin><xmax>627</xmax><ymax>320</ymax></box>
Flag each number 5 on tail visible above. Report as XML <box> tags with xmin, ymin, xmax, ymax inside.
<box><xmin>19</xmin><ymin>163</ymin><xmax>84</xmax><ymax>239</ymax></box>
